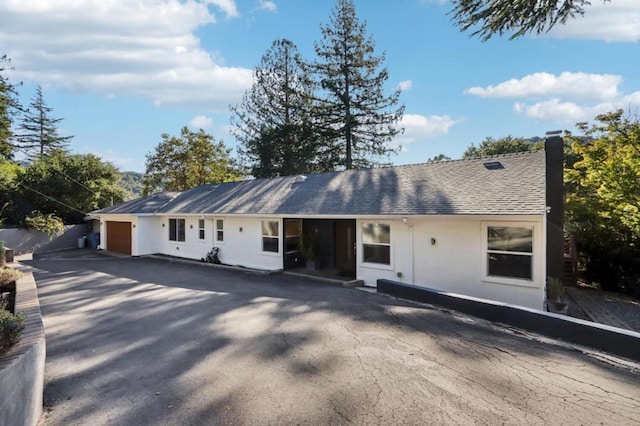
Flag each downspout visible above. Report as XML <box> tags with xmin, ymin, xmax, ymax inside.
<box><xmin>402</xmin><ymin>217</ymin><xmax>414</xmax><ymax>284</ymax></box>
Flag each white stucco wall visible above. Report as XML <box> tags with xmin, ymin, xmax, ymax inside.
<box><xmin>155</xmin><ymin>216</ymin><xmax>283</xmax><ymax>271</ymax></box>
<box><xmin>356</xmin><ymin>216</ymin><xmax>545</xmax><ymax>310</ymax></box>
<box><xmin>157</xmin><ymin>216</ymin><xmax>209</xmax><ymax>261</ymax></box>
<box><xmin>211</xmin><ymin>216</ymin><xmax>283</xmax><ymax>271</ymax></box>
<box><xmin>97</xmin><ymin>213</ymin><xmax>546</xmax><ymax>309</ymax></box>
<box><xmin>136</xmin><ymin>216</ymin><xmax>162</xmax><ymax>255</ymax></box>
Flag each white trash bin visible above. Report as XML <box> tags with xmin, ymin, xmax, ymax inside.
<box><xmin>78</xmin><ymin>236</ymin><xmax>86</xmax><ymax>249</ymax></box>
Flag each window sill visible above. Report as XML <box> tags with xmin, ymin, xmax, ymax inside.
<box><xmin>482</xmin><ymin>276</ymin><xmax>539</xmax><ymax>288</ymax></box>
<box><xmin>261</xmin><ymin>251</ymin><xmax>280</xmax><ymax>257</ymax></box>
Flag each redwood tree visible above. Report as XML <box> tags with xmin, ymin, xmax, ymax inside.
<box><xmin>308</xmin><ymin>0</ymin><xmax>404</xmax><ymax>169</ymax></box>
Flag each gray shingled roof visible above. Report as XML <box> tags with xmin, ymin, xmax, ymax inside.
<box><xmin>95</xmin><ymin>150</ymin><xmax>547</xmax><ymax>216</ymax></box>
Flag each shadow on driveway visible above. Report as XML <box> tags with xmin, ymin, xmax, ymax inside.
<box><xmin>23</xmin><ymin>250</ymin><xmax>640</xmax><ymax>425</ymax></box>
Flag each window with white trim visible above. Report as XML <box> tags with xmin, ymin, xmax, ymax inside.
<box><xmin>198</xmin><ymin>219</ymin><xmax>205</xmax><ymax>240</ymax></box>
<box><xmin>362</xmin><ymin>223</ymin><xmax>390</xmax><ymax>265</ymax></box>
<box><xmin>262</xmin><ymin>220</ymin><xmax>279</xmax><ymax>253</ymax></box>
<box><xmin>169</xmin><ymin>218</ymin><xmax>185</xmax><ymax>242</ymax></box>
<box><xmin>486</xmin><ymin>226</ymin><xmax>533</xmax><ymax>280</ymax></box>
<box><xmin>215</xmin><ymin>219</ymin><xmax>224</xmax><ymax>242</ymax></box>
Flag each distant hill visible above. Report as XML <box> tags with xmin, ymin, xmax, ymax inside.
<box><xmin>119</xmin><ymin>171</ymin><xmax>144</xmax><ymax>201</ymax></box>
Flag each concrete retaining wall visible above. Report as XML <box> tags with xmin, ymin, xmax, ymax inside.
<box><xmin>377</xmin><ymin>279</ymin><xmax>640</xmax><ymax>362</ymax></box>
<box><xmin>0</xmin><ymin>273</ymin><xmax>46</xmax><ymax>426</ymax></box>
<box><xmin>0</xmin><ymin>224</ymin><xmax>90</xmax><ymax>255</ymax></box>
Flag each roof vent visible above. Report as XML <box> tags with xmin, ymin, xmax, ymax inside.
<box><xmin>294</xmin><ymin>175</ymin><xmax>307</xmax><ymax>183</ymax></box>
<box><xmin>483</xmin><ymin>161</ymin><xmax>504</xmax><ymax>170</ymax></box>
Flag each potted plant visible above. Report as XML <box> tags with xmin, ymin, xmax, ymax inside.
<box><xmin>546</xmin><ymin>276</ymin><xmax>568</xmax><ymax>315</ymax></box>
<box><xmin>297</xmin><ymin>233</ymin><xmax>317</xmax><ymax>270</ymax></box>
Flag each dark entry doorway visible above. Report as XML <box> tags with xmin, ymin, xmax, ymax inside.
<box><xmin>283</xmin><ymin>219</ymin><xmax>356</xmax><ymax>280</ymax></box>
<box><xmin>335</xmin><ymin>220</ymin><xmax>356</xmax><ymax>277</ymax></box>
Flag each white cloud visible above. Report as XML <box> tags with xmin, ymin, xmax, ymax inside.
<box><xmin>189</xmin><ymin>115</ymin><xmax>214</xmax><ymax>129</ymax></box>
<box><xmin>469</xmin><ymin>70</ymin><xmax>639</xmax><ymax>124</ymax></box>
<box><xmin>257</xmin><ymin>1</ymin><xmax>277</xmax><ymax>13</ymax></box>
<box><xmin>546</xmin><ymin>0</ymin><xmax>640</xmax><ymax>42</ymax></box>
<box><xmin>514</xmin><ymin>91</ymin><xmax>640</xmax><ymax>123</ymax></box>
<box><xmin>0</xmin><ymin>0</ymin><xmax>252</xmax><ymax>110</ymax></box>
<box><xmin>394</xmin><ymin>114</ymin><xmax>458</xmax><ymax>145</ymax></box>
<box><xmin>207</xmin><ymin>0</ymin><xmax>239</xmax><ymax>18</ymax></box>
<box><xmin>466</xmin><ymin>72</ymin><xmax>621</xmax><ymax>101</ymax></box>
<box><xmin>398</xmin><ymin>80</ymin><xmax>413</xmax><ymax>92</ymax></box>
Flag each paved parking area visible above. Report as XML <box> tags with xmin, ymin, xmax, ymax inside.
<box><xmin>24</xmin><ymin>251</ymin><xmax>640</xmax><ymax>425</ymax></box>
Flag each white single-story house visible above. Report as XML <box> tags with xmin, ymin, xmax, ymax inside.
<box><xmin>93</xmin><ymin>137</ymin><xmax>564</xmax><ymax>310</ymax></box>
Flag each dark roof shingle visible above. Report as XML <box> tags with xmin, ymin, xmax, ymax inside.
<box><xmin>95</xmin><ymin>150</ymin><xmax>546</xmax><ymax>216</ymax></box>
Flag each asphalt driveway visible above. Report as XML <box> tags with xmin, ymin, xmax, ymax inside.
<box><xmin>23</xmin><ymin>250</ymin><xmax>640</xmax><ymax>425</ymax></box>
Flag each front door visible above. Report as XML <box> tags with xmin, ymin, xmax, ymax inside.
<box><xmin>335</xmin><ymin>220</ymin><xmax>356</xmax><ymax>277</ymax></box>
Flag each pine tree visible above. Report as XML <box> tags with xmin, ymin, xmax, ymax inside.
<box><xmin>0</xmin><ymin>55</ymin><xmax>21</xmax><ymax>160</ymax></box>
<box><xmin>450</xmin><ymin>0</ymin><xmax>608</xmax><ymax>41</ymax></box>
<box><xmin>231</xmin><ymin>39</ymin><xmax>320</xmax><ymax>177</ymax></box>
<box><xmin>309</xmin><ymin>0</ymin><xmax>404</xmax><ymax>170</ymax></box>
<box><xmin>18</xmin><ymin>86</ymin><xmax>73</xmax><ymax>157</ymax></box>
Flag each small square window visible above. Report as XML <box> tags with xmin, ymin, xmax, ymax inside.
<box><xmin>262</xmin><ymin>220</ymin><xmax>279</xmax><ymax>253</ymax></box>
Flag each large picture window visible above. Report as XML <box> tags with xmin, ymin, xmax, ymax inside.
<box><xmin>362</xmin><ymin>223</ymin><xmax>390</xmax><ymax>265</ymax></box>
<box><xmin>487</xmin><ymin>226</ymin><xmax>533</xmax><ymax>280</ymax></box>
<box><xmin>262</xmin><ymin>220</ymin><xmax>279</xmax><ymax>253</ymax></box>
<box><xmin>169</xmin><ymin>218</ymin><xmax>186</xmax><ymax>242</ymax></box>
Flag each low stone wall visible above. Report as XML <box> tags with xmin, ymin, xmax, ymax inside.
<box><xmin>0</xmin><ymin>273</ymin><xmax>46</xmax><ymax>426</ymax></box>
<box><xmin>378</xmin><ymin>279</ymin><xmax>640</xmax><ymax>362</ymax></box>
<box><xmin>0</xmin><ymin>224</ymin><xmax>90</xmax><ymax>255</ymax></box>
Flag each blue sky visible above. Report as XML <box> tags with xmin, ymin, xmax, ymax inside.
<box><xmin>1</xmin><ymin>0</ymin><xmax>638</xmax><ymax>172</ymax></box>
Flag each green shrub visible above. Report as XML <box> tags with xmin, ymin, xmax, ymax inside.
<box><xmin>0</xmin><ymin>267</ymin><xmax>22</xmax><ymax>286</ymax></box>
<box><xmin>24</xmin><ymin>211</ymin><xmax>64</xmax><ymax>239</ymax></box>
<box><xmin>0</xmin><ymin>301</ymin><xmax>25</xmax><ymax>352</ymax></box>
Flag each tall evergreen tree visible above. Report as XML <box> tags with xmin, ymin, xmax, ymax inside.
<box><xmin>142</xmin><ymin>127</ymin><xmax>240</xmax><ymax>195</ymax></box>
<box><xmin>462</xmin><ymin>136</ymin><xmax>534</xmax><ymax>159</ymax></box>
<box><xmin>0</xmin><ymin>54</ymin><xmax>21</xmax><ymax>160</ymax></box>
<box><xmin>309</xmin><ymin>0</ymin><xmax>404</xmax><ymax>170</ymax></box>
<box><xmin>18</xmin><ymin>85</ymin><xmax>73</xmax><ymax>157</ymax></box>
<box><xmin>231</xmin><ymin>39</ymin><xmax>320</xmax><ymax>178</ymax></box>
